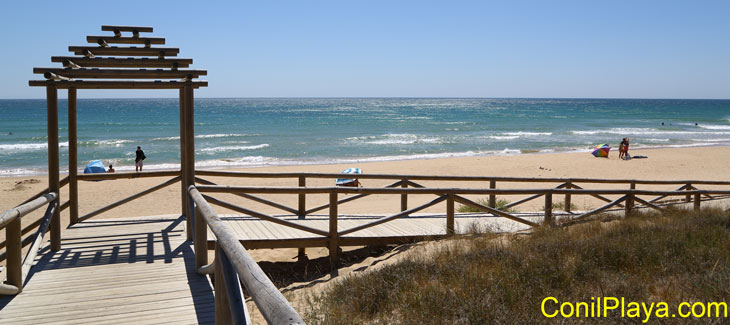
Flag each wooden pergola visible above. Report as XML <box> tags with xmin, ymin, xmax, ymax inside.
<box><xmin>29</xmin><ymin>25</ymin><xmax>207</xmax><ymax>249</ymax></box>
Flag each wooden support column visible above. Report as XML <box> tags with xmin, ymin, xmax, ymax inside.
<box><xmin>184</xmin><ymin>83</ymin><xmax>195</xmax><ymax>241</ymax></box>
<box><xmin>564</xmin><ymin>181</ymin><xmax>572</xmax><ymax>213</ymax></box>
<box><xmin>68</xmin><ymin>88</ymin><xmax>79</xmax><ymax>225</ymax></box>
<box><xmin>625</xmin><ymin>194</ymin><xmax>634</xmax><ymax>217</ymax></box>
<box><xmin>544</xmin><ymin>193</ymin><xmax>553</xmax><ymax>226</ymax></box>
<box><xmin>214</xmin><ymin>243</ymin><xmax>233</xmax><ymax>324</ymax></box>
<box><xmin>489</xmin><ymin>180</ymin><xmax>496</xmax><ymax>208</ymax></box>
<box><xmin>47</xmin><ymin>85</ymin><xmax>61</xmax><ymax>251</ymax></box>
<box><xmin>685</xmin><ymin>183</ymin><xmax>692</xmax><ymax>203</ymax></box>
<box><xmin>297</xmin><ymin>176</ymin><xmax>307</xmax><ymax>261</ymax></box>
<box><xmin>5</xmin><ymin>218</ymin><xmax>22</xmax><ymax>292</ymax></box>
<box><xmin>179</xmin><ymin>88</ymin><xmax>187</xmax><ymax>223</ymax></box>
<box><xmin>194</xmin><ymin>205</ymin><xmax>207</xmax><ymax>270</ymax></box>
<box><xmin>694</xmin><ymin>193</ymin><xmax>701</xmax><ymax>212</ymax></box>
<box><xmin>401</xmin><ymin>179</ymin><xmax>408</xmax><ymax>212</ymax></box>
<box><xmin>329</xmin><ymin>192</ymin><xmax>339</xmax><ymax>274</ymax></box>
<box><xmin>446</xmin><ymin>193</ymin><xmax>455</xmax><ymax>235</ymax></box>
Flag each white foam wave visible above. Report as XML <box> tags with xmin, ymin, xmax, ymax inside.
<box><xmin>572</xmin><ymin>128</ymin><xmax>730</xmax><ymax>136</ymax></box>
<box><xmin>152</xmin><ymin>136</ymin><xmax>179</xmax><ymax>141</ymax></box>
<box><xmin>196</xmin><ymin>133</ymin><xmax>250</xmax><ymax>139</ymax></box>
<box><xmin>199</xmin><ymin>144</ymin><xmax>269</xmax><ymax>153</ymax></box>
<box><xmin>698</xmin><ymin>124</ymin><xmax>730</xmax><ymax>130</ymax></box>
<box><xmin>0</xmin><ymin>142</ymin><xmax>69</xmax><ymax>151</ymax></box>
<box><xmin>502</xmin><ymin>132</ymin><xmax>552</xmax><ymax>136</ymax></box>
<box><xmin>348</xmin><ymin>133</ymin><xmax>444</xmax><ymax>145</ymax></box>
<box><xmin>489</xmin><ymin>136</ymin><xmax>519</xmax><ymax>140</ymax></box>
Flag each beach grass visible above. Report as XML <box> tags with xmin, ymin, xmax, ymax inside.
<box><xmin>304</xmin><ymin>207</ymin><xmax>730</xmax><ymax>324</ymax></box>
<box><xmin>457</xmin><ymin>197</ymin><xmax>515</xmax><ymax>213</ymax></box>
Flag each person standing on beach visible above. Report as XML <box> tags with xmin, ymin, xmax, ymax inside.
<box><xmin>618</xmin><ymin>138</ymin><xmax>626</xmax><ymax>159</ymax></box>
<box><xmin>135</xmin><ymin>146</ymin><xmax>146</xmax><ymax>172</ymax></box>
<box><xmin>623</xmin><ymin>138</ymin><xmax>630</xmax><ymax>159</ymax></box>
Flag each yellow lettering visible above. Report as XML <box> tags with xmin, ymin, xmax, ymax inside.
<box><xmin>655</xmin><ymin>302</ymin><xmax>669</xmax><ymax>318</ymax></box>
<box><xmin>641</xmin><ymin>302</ymin><xmax>654</xmax><ymax>323</ymax></box>
<box><xmin>561</xmin><ymin>302</ymin><xmax>575</xmax><ymax>318</ymax></box>
<box><xmin>541</xmin><ymin>297</ymin><xmax>559</xmax><ymax>318</ymax></box>
<box><xmin>627</xmin><ymin>302</ymin><xmax>640</xmax><ymax>318</ymax></box>
<box><xmin>692</xmin><ymin>302</ymin><xmax>705</xmax><ymax>318</ymax></box>
<box><xmin>604</xmin><ymin>297</ymin><xmax>619</xmax><ymax>317</ymax></box>
<box><xmin>576</xmin><ymin>302</ymin><xmax>589</xmax><ymax>317</ymax></box>
<box><xmin>678</xmin><ymin>302</ymin><xmax>691</xmax><ymax>317</ymax></box>
<box><xmin>707</xmin><ymin>302</ymin><xmax>727</xmax><ymax>318</ymax></box>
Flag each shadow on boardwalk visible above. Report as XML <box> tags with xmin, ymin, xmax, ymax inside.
<box><xmin>0</xmin><ymin>216</ymin><xmax>214</xmax><ymax>324</ymax></box>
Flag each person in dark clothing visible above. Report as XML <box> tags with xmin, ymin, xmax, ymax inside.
<box><xmin>135</xmin><ymin>146</ymin><xmax>146</xmax><ymax>172</ymax></box>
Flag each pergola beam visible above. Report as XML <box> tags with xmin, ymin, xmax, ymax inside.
<box><xmin>34</xmin><ymin>68</ymin><xmax>206</xmax><ymax>79</ymax></box>
<box><xmin>101</xmin><ymin>25</ymin><xmax>153</xmax><ymax>33</ymax></box>
<box><xmin>29</xmin><ymin>80</ymin><xmax>207</xmax><ymax>89</ymax></box>
<box><xmin>69</xmin><ymin>46</ymin><xmax>179</xmax><ymax>57</ymax></box>
<box><xmin>87</xmin><ymin>36</ymin><xmax>165</xmax><ymax>45</ymax></box>
<box><xmin>52</xmin><ymin>56</ymin><xmax>192</xmax><ymax>68</ymax></box>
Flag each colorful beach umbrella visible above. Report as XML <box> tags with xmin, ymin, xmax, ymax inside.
<box><xmin>591</xmin><ymin>144</ymin><xmax>610</xmax><ymax>157</ymax></box>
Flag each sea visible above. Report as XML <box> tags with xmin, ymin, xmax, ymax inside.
<box><xmin>1</xmin><ymin>98</ymin><xmax>729</xmax><ymax>177</ymax></box>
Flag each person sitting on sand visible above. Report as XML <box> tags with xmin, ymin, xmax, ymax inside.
<box><xmin>107</xmin><ymin>164</ymin><xmax>115</xmax><ymax>173</ymax></box>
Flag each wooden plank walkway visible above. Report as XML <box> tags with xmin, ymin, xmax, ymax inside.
<box><xmin>212</xmin><ymin>213</ymin><xmax>543</xmax><ymax>249</ymax></box>
<box><xmin>0</xmin><ymin>215</ymin><xmax>214</xmax><ymax>325</ymax></box>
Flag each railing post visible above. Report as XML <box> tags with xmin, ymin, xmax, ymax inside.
<box><xmin>298</xmin><ymin>176</ymin><xmax>307</xmax><ymax>261</ymax></box>
<box><xmin>47</xmin><ymin>85</ymin><xmax>61</xmax><ymax>251</ymax></box>
<box><xmin>298</xmin><ymin>176</ymin><xmax>306</xmax><ymax>218</ymax></box>
<box><xmin>625</xmin><ymin>193</ymin><xmax>634</xmax><ymax>216</ymax></box>
<box><xmin>214</xmin><ymin>243</ymin><xmax>233</xmax><ymax>324</ymax></box>
<box><xmin>685</xmin><ymin>183</ymin><xmax>691</xmax><ymax>203</ymax></box>
<box><xmin>694</xmin><ymin>193</ymin><xmax>701</xmax><ymax>212</ymax></box>
<box><xmin>6</xmin><ymin>218</ymin><xmax>22</xmax><ymax>293</ymax></box>
<box><xmin>194</xmin><ymin>204</ymin><xmax>207</xmax><ymax>270</ymax></box>
<box><xmin>564</xmin><ymin>181</ymin><xmax>572</xmax><ymax>213</ymax></box>
<box><xmin>401</xmin><ymin>179</ymin><xmax>408</xmax><ymax>212</ymax></box>
<box><xmin>446</xmin><ymin>193</ymin><xmax>455</xmax><ymax>235</ymax></box>
<box><xmin>489</xmin><ymin>180</ymin><xmax>496</xmax><ymax>208</ymax></box>
<box><xmin>329</xmin><ymin>191</ymin><xmax>339</xmax><ymax>274</ymax></box>
<box><xmin>544</xmin><ymin>193</ymin><xmax>553</xmax><ymax>226</ymax></box>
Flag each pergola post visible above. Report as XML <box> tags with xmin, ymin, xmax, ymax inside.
<box><xmin>47</xmin><ymin>85</ymin><xmax>61</xmax><ymax>251</ymax></box>
<box><xmin>179</xmin><ymin>88</ymin><xmax>190</xmax><ymax>239</ymax></box>
<box><xmin>184</xmin><ymin>82</ymin><xmax>195</xmax><ymax>241</ymax></box>
<box><xmin>68</xmin><ymin>88</ymin><xmax>79</xmax><ymax>225</ymax></box>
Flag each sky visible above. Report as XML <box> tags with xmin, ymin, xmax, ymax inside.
<box><xmin>1</xmin><ymin>1</ymin><xmax>728</xmax><ymax>99</ymax></box>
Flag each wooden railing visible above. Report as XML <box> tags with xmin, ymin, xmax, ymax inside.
<box><xmin>195</xmin><ymin>170</ymin><xmax>730</xmax><ymax>217</ymax></box>
<box><xmin>189</xmin><ymin>186</ymin><xmax>304</xmax><ymax>325</ymax></box>
<box><xmin>0</xmin><ymin>192</ymin><xmax>57</xmax><ymax>295</ymax></box>
<box><xmin>192</xmin><ymin>182</ymin><xmax>730</xmax><ymax>272</ymax></box>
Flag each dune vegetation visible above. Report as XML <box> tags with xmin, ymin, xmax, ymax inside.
<box><xmin>304</xmin><ymin>207</ymin><xmax>730</xmax><ymax>324</ymax></box>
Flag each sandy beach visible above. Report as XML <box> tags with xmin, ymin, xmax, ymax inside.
<box><xmin>3</xmin><ymin>145</ymin><xmax>730</xmax><ymax>239</ymax></box>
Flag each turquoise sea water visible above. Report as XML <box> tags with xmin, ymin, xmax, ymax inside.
<box><xmin>1</xmin><ymin>98</ymin><xmax>729</xmax><ymax>176</ymax></box>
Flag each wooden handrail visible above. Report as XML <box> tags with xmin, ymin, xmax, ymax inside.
<box><xmin>194</xmin><ymin>170</ymin><xmax>730</xmax><ymax>185</ymax></box>
<box><xmin>0</xmin><ymin>192</ymin><xmax>57</xmax><ymax>295</ymax></box>
<box><xmin>194</xmin><ymin>185</ymin><xmax>730</xmax><ymax>197</ymax></box>
<box><xmin>78</xmin><ymin>176</ymin><xmax>180</xmax><ymax>222</ymax></box>
<box><xmin>0</xmin><ymin>193</ymin><xmax>57</xmax><ymax>229</ymax></box>
<box><xmin>188</xmin><ymin>186</ymin><xmax>304</xmax><ymax>324</ymax></box>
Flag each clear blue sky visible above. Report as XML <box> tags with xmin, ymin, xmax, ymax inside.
<box><xmin>1</xmin><ymin>1</ymin><xmax>728</xmax><ymax>99</ymax></box>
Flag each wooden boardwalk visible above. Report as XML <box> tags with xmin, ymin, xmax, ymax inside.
<box><xmin>0</xmin><ymin>215</ymin><xmax>214</xmax><ymax>324</ymax></box>
<box><xmin>213</xmin><ymin>213</ymin><xmax>543</xmax><ymax>249</ymax></box>
<box><xmin>0</xmin><ymin>211</ymin><xmax>542</xmax><ymax>323</ymax></box>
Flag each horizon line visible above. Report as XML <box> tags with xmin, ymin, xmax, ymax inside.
<box><xmin>2</xmin><ymin>96</ymin><xmax>729</xmax><ymax>101</ymax></box>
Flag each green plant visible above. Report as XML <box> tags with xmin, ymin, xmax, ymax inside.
<box><xmin>457</xmin><ymin>197</ymin><xmax>515</xmax><ymax>213</ymax></box>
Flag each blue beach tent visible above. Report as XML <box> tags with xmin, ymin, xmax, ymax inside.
<box><xmin>83</xmin><ymin>160</ymin><xmax>107</xmax><ymax>174</ymax></box>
